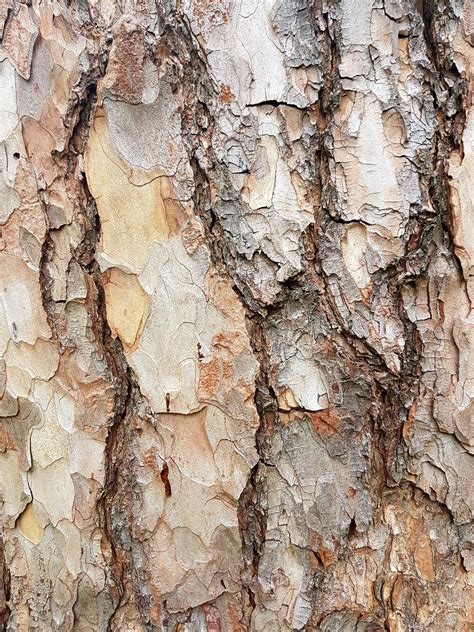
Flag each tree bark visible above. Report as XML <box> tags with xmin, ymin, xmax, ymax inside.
<box><xmin>0</xmin><ymin>0</ymin><xmax>473</xmax><ymax>630</ymax></box>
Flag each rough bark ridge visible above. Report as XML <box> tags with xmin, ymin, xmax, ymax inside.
<box><xmin>0</xmin><ymin>1</ymin><xmax>472</xmax><ymax>630</ymax></box>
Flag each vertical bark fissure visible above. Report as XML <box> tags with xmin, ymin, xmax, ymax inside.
<box><xmin>38</xmin><ymin>78</ymin><xmax>100</xmax><ymax>343</ymax></box>
<box><xmin>35</xmin><ymin>42</ymin><xmax>154</xmax><ymax>627</ymax></box>
<box><xmin>181</xmin><ymin>5</ymin><xmax>350</xmax><ymax>625</ymax></box>
<box><xmin>79</xmin><ymin>100</ymin><xmax>156</xmax><ymax>632</ymax></box>
<box><xmin>0</xmin><ymin>530</ymin><xmax>10</xmax><ymax>628</ymax></box>
<box><xmin>83</xmin><ymin>182</ymin><xmax>139</xmax><ymax>630</ymax></box>
<box><xmin>1</xmin><ymin>1</ymin><xmax>472</xmax><ymax>628</ymax></box>
<box><xmin>177</xmin><ymin>24</ymin><xmax>279</xmax><ymax>622</ymax></box>
<box><xmin>420</xmin><ymin>0</ymin><xmax>469</xmax><ymax>280</ymax></box>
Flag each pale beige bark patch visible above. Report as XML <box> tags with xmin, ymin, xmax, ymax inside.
<box><xmin>15</xmin><ymin>502</ymin><xmax>43</xmax><ymax>546</ymax></box>
<box><xmin>103</xmin><ymin>267</ymin><xmax>148</xmax><ymax>350</ymax></box>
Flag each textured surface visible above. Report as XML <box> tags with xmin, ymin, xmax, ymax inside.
<box><xmin>0</xmin><ymin>0</ymin><xmax>473</xmax><ymax>630</ymax></box>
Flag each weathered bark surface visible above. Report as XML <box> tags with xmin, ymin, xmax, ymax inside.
<box><xmin>0</xmin><ymin>0</ymin><xmax>473</xmax><ymax>630</ymax></box>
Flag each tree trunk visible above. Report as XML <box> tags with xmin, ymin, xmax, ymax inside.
<box><xmin>0</xmin><ymin>0</ymin><xmax>472</xmax><ymax>630</ymax></box>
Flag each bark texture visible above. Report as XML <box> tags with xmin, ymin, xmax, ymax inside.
<box><xmin>0</xmin><ymin>1</ymin><xmax>473</xmax><ymax>630</ymax></box>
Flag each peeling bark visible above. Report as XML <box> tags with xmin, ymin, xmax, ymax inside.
<box><xmin>0</xmin><ymin>1</ymin><xmax>473</xmax><ymax>630</ymax></box>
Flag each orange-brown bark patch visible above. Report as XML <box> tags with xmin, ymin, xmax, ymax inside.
<box><xmin>309</xmin><ymin>408</ymin><xmax>340</xmax><ymax>436</ymax></box>
<box><xmin>219</xmin><ymin>84</ymin><xmax>234</xmax><ymax>104</ymax></box>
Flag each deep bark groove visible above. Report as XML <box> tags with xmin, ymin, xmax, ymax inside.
<box><xmin>0</xmin><ymin>1</ymin><xmax>472</xmax><ymax>630</ymax></box>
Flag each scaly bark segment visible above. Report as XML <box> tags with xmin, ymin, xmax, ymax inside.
<box><xmin>0</xmin><ymin>1</ymin><xmax>472</xmax><ymax>630</ymax></box>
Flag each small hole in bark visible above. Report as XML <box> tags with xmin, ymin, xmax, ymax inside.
<box><xmin>221</xmin><ymin>579</ymin><xmax>226</xmax><ymax>589</ymax></box>
<box><xmin>450</xmin><ymin>62</ymin><xmax>461</xmax><ymax>77</ymax></box>
<box><xmin>160</xmin><ymin>462</ymin><xmax>172</xmax><ymax>497</ymax></box>
<box><xmin>165</xmin><ymin>392</ymin><xmax>170</xmax><ymax>412</ymax></box>
<box><xmin>348</xmin><ymin>517</ymin><xmax>357</xmax><ymax>538</ymax></box>
<box><xmin>13</xmin><ymin>152</ymin><xmax>20</xmax><ymax>160</ymax></box>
